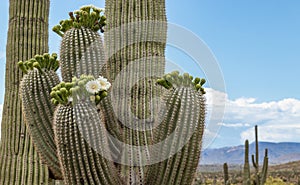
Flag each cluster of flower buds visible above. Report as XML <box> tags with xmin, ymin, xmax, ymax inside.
<box><xmin>52</xmin><ymin>5</ymin><xmax>106</xmax><ymax>37</ymax></box>
<box><xmin>18</xmin><ymin>53</ymin><xmax>59</xmax><ymax>74</ymax></box>
<box><xmin>157</xmin><ymin>71</ymin><xmax>206</xmax><ymax>94</ymax></box>
<box><xmin>50</xmin><ymin>74</ymin><xmax>111</xmax><ymax>106</ymax></box>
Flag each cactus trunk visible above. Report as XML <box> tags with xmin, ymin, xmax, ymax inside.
<box><xmin>0</xmin><ymin>0</ymin><xmax>58</xmax><ymax>184</ymax></box>
<box><xmin>104</xmin><ymin>0</ymin><xmax>167</xmax><ymax>184</ymax></box>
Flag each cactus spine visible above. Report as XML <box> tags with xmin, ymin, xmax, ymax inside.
<box><xmin>0</xmin><ymin>0</ymin><xmax>58</xmax><ymax>184</ymax></box>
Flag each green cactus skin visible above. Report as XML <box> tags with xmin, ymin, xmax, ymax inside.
<box><xmin>243</xmin><ymin>140</ymin><xmax>251</xmax><ymax>185</ymax></box>
<box><xmin>59</xmin><ymin>27</ymin><xmax>105</xmax><ymax>82</ymax></box>
<box><xmin>98</xmin><ymin>98</ymin><xmax>123</xmax><ymax>162</ymax></box>
<box><xmin>104</xmin><ymin>0</ymin><xmax>167</xmax><ymax>82</ymax></box>
<box><xmin>223</xmin><ymin>163</ymin><xmax>229</xmax><ymax>185</ymax></box>
<box><xmin>145</xmin><ymin>81</ymin><xmax>205</xmax><ymax>185</ymax></box>
<box><xmin>20</xmin><ymin>62</ymin><xmax>62</xmax><ymax>179</ymax></box>
<box><xmin>54</xmin><ymin>102</ymin><xmax>123</xmax><ymax>185</ymax></box>
<box><xmin>0</xmin><ymin>0</ymin><xmax>60</xmax><ymax>184</ymax></box>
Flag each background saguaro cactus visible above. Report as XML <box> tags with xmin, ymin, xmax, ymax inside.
<box><xmin>223</xmin><ymin>163</ymin><xmax>229</xmax><ymax>185</ymax></box>
<box><xmin>243</xmin><ymin>125</ymin><xmax>269</xmax><ymax>185</ymax></box>
<box><xmin>243</xmin><ymin>140</ymin><xmax>251</xmax><ymax>185</ymax></box>
<box><xmin>251</xmin><ymin>125</ymin><xmax>268</xmax><ymax>185</ymax></box>
<box><xmin>0</xmin><ymin>0</ymin><xmax>59</xmax><ymax>184</ymax></box>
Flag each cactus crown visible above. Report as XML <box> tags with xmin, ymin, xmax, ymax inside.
<box><xmin>18</xmin><ymin>53</ymin><xmax>59</xmax><ymax>74</ymax></box>
<box><xmin>50</xmin><ymin>75</ymin><xmax>110</xmax><ymax>106</ymax></box>
<box><xmin>52</xmin><ymin>5</ymin><xmax>106</xmax><ymax>37</ymax></box>
<box><xmin>157</xmin><ymin>71</ymin><xmax>206</xmax><ymax>94</ymax></box>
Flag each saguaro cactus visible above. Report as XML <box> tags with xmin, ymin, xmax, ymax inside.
<box><xmin>0</xmin><ymin>0</ymin><xmax>56</xmax><ymax>184</ymax></box>
<box><xmin>223</xmin><ymin>163</ymin><xmax>229</xmax><ymax>185</ymax></box>
<box><xmin>252</xmin><ymin>125</ymin><xmax>268</xmax><ymax>185</ymax></box>
<box><xmin>16</xmin><ymin>1</ymin><xmax>207</xmax><ymax>184</ymax></box>
<box><xmin>243</xmin><ymin>125</ymin><xmax>269</xmax><ymax>185</ymax></box>
<box><xmin>243</xmin><ymin>140</ymin><xmax>251</xmax><ymax>185</ymax></box>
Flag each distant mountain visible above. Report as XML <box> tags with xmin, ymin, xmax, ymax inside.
<box><xmin>200</xmin><ymin>142</ymin><xmax>300</xmax><ymax>165</ymax></box>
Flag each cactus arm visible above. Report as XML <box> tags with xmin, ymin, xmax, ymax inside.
<box><xmin>98</xmin><ymin>98</ymin><xmax>123</xmax><ymax>161</ymax></box>
<box><xmin>253</xmin><ymin>125</ymin><xmax>260</xmax><ymax>184</ymax></box>
<box><xmin>178</xmin><ymin>95</ymin><xmax>205</xmax><ymax>185</ymax></box>
<box><xmin>19</xmin><ymin>54</ymin><xmax>62</xmax><ymax>179</ymax></box>
<box><xmin>54</xmin><ymin>102</ymin><xmax>123</xmax><ymax>185</ymax></box>
<box><xmin>54</xmin><ymin>7</ymin><xmax>106</xmax><ymax>82</ymax></box>
<box><xmin>51</xmin><ymin>75</ymin><xmax>122</xmax><ymax>184</ymax></box>
<box><xmin>145</xmin><ymin>73</ymin><xmax>206</xmax><ymax>185</ymax></box>
<box><xmin>60</xmin><ymin>28</ymin><xmax>105</xmax><ymax>82</ymax></box>
<box><xmin>252</xmin><ymin>154</ymin><xmax>258</xmax><ymax>169</ymax></box>
<box><xmin>144</xmin><ymin>88</ymin><xmax>181</xmax><ymax>185</ymax></box>
<box><xmin>260</xmin><ymin>149</ymin><xmax>268</xmax><ymax>185</ymax></box>
<box><xmin>243</xmin><ymin>140</ymin><xmax>251</xmax><ymax>185</ymax></box>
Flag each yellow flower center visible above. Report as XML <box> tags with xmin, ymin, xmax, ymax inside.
<box><xmin>100</xmin><ymin>81</ymin><xmax>106</xmax><ymax>86</ymax></box>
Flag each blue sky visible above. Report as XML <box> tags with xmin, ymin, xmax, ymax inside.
<box><xmin>0</xmin><ymin>0</ymin><xmax>300</xmax><ymax>148</ymax></box>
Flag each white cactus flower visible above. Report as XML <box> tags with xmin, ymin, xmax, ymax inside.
<box><xmin>97</xmin><ymin>76</ymin><xmax>111</xmax><ymax>91</ymax></box>
<box><xmin>85</xmin><ymin>80</ymin><xmax>101</xmax><ymax>94</ymax></box>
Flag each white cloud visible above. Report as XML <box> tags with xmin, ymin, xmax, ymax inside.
<box><xmin>204</xmin><ymin>88</ymin><xmax>300</xmax><ymax>144</ymax></box>
<box><xmin>241</xmin><ymin>120</ymin><xmax>300</xmax><ymax>143</ymax></box>
<box><xmin>203</xmin><ymin>88</ymin><xmax>227</xmax><ymax>148</ymax></box>
<box><xmin>217</xmin><ymin>122</ymin><xmax>250</xmax><ymax>128</ymax></box>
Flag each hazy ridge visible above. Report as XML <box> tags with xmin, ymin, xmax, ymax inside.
<box><xmin>200</xmin><ymin>142</ymin><xmax>300</xmax><ymax>165</ymax></box>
